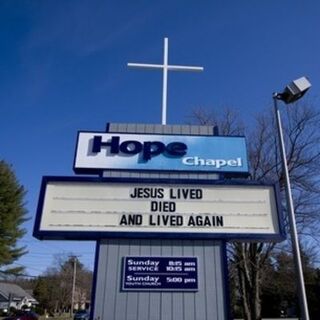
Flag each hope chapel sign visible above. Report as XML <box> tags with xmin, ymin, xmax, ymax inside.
<box><xmin>32</xmin><ymin>123</ymin><xmax>285</xmax><ymax>320</ymax></box>
<box><xmin>33</xmin><ymin>39</ymin><xmax>286</xmax><ymax>320</ymax></box>
<box><xmin>74</xmin><ymin>132</ymin><xmax>249</xmax><ymax>174</ymax></box>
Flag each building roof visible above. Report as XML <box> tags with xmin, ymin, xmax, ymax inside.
<box><xmin>0</xmin><ymin>283</ymin><xmax>36</xmax><ymax>301</ymax></box>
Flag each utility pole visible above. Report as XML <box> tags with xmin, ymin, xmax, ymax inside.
<box><xmin>70</xmin><ymin>255</ymin><xmax>80</xmax><ymax>318</ymax></box>
<box><xmin>7</xmin><ymin>293</ymin><xmax>12</xmax><ymax>314</ymax></box>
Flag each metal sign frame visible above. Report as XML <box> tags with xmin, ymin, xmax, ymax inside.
<box><xmin>33</xmin><ymin>176</ymin><xmax>285</xmax><ymax>242</ymax></box>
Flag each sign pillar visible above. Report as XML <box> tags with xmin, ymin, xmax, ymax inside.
<box><xmin>93</xmin><ymin>239</ymin><xmax>229</xmax><ymax>320</ymax></box>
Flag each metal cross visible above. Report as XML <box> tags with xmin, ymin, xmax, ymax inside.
<box><xmin>128</xmin><ymin>38</ymin><xmax>204</xmax><ymax>125</ymax></box>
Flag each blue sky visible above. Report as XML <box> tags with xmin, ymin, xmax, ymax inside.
<box><xmin>1</xmin><ymin>1</ymin><xmax>320</xmax><ymax>276</ymax></box>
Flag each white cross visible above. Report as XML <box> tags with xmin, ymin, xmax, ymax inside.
<box><xmin>128</xmin><ymin>38</ymin><xmax>204</xmax><ymax>125</ymax></box>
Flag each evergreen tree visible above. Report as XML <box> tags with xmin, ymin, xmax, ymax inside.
<box><xmin>0</xmin><ymin>160</ymin><xmax>27</xmax><ymax>275</ymax></box>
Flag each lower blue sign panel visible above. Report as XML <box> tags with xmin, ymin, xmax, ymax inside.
<box><xmin>122</xmin><ymin>256</ymin><xmax>198</xmax><ymax>291</ymax></box>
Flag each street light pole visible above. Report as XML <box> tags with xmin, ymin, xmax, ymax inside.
<box><xmin>273</xmin><ymin>94</ymin><xmax>310</xmax><ymax>320</ymax></box>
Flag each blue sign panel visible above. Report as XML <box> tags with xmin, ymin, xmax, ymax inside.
<box><xmin>74</xmin><ymin>132</ymin><xmax>248</xmax><ymax>175</ymax></box>
<box><xmin>122</xmin><ymin>256</ymin><xmax>198</xmax><ymax>291</ymax></box>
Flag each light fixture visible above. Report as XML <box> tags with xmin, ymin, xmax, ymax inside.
<box><xmin>275</xmin><ymin>76</ymin><xmax>311</xmax><ymax>104</ymax></box>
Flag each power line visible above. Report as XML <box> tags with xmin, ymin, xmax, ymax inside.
<box><xmin>0</xmin><ymin>270</ymin><xmax>38</xmax><ymax>279</ymax></box>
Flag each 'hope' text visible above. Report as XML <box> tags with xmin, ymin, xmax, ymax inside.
<box><xmin>92</xmin><ymin>135</ymin><xmax>187</xmax><ymax>161</ymax></box>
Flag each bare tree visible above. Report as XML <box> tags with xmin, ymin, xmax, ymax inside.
<box><xmin>189</xmin><ymin>107</ymin><xmax>245</xmax><ymax>135</ymax></box>
<box><xmin>34</xmin><ymin>254</ymin><xmax>92</xmax><ymax>314</ymax></box>
<box><xmin>189</xmin><ymin>102</ymin><xmax>320</xmax><ymax>320</ymax></box>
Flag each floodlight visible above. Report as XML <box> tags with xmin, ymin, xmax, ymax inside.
<box><xmin>275</xmin><ymin>76</ymin><xmax>311</xmax><ymax>104</ymax></box>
